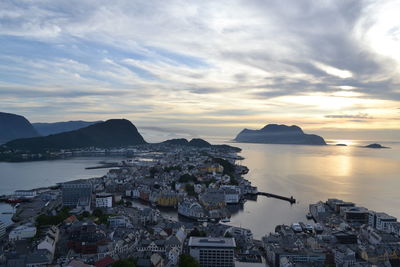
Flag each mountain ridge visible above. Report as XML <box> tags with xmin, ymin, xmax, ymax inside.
<box><xmin>0</xmin><ymin>112</ymin><xmax>39</xmax><ymax>144</ymax></box>
<box><xmin>4</xmin><ymin>119</ymin><xmax>147</xmax><ymax>152</ymax></box>
<box><xmin>33</xmin><ymin>120</ymin><xmax>103</xmax><ymax>136</ymax></box>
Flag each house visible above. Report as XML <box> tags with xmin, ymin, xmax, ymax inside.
<box><xmin>37</xmin><ymin>226</ymin><xmax>59</xmax><ymax>260</ymax></box>
<box><xmin>150</xmin><ymin>253</ymin><xmax>164</xmax><ymax>267</ymax></box>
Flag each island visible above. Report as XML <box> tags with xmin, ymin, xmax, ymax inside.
<box><xmin>364</xmin><ymin>143</ymin><xmax>390</xmax><ymax>149</ymax></box>
<box><xmin>234</xmin><ymin>124</ymin><xmax>326</xmax><ymax>145</ymax></box>
<box><xmin>336</xmin><ymin>144</ymin><xmax>347</xmax><ymax>146</ymax></box>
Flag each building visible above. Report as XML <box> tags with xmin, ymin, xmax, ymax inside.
<box><xmin>222</xmin><ymin>188</ymin><xmax>240</xmax><ymax>204</ymax></box>
<box><xmin>62</xmin><ymin>180</ymin><xmax>92</xmax><ymax>209</ymax></box>
<box><xmin>188</xmin><ymin>237</ymin><xmax>236</xmax><ymax>267</ymax></box>
<box><xmin>37</xmin><ymin>226</ymin><xmax>59</xmax><ymax>260</ymax></box>
<box><xmin>14</xmin><ymin>189</ymin><xmax>37</xmax><ymax>198</ymax></box>
<box><xmin>9</xmin><ymin>224</ymin><xmax>37</xmax><ymax>241</ymax></box>
<box><xmin>340</xmin><ymin>206</ymin><xmax>369</xmax><ymax>224</ymax></box>
<box><xmin>0</xmin><ymin>220</ymin><xmax>6</xmax><ymax>239</ymax></box>
<box><xmin>108</xmin><ymin>216</ymin><xmax>132</xmax><ymax>228</ymax></box>
<box><xmin>374</xmin><ymin>212</ymin><xmax>397</xmax><ymax>232</ymax></box>
<box><xmin>95</xmin><ymin>193</ymin><xmax>113</xmax><ymax>208</ymax></box>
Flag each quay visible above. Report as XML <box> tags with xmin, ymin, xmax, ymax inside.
<box><xmin>257</xmin><ymin>192</ymin><xmax>296</xmax><ymax>204</ymax></box>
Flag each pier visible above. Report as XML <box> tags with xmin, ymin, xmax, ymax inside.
<box><xmin>257</xmin><ymin>192</ymin><xmax>296</xmax><ymax>204</ymax></box>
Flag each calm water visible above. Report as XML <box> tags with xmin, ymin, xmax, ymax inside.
<box><xmin>1</xmin><ymin>143</ymin><xmax>399</xmax><ymax>238</ymax></box>
<box><xmin>0</xmin><ymin>157</ymin><xmax>124</xmax><ymax>225</ymax></box>
<box><xmin>228</xmin><ymin>141</ymin><xmax>400</xmax><ymax>238</ymax></box>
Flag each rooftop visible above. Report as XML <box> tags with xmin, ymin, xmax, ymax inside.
<box><xmin>188</xmin><ymin>236</ymin><xmax>236</xmax><ymax>248</ymax></box>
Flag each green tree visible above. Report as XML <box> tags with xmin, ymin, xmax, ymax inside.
<box><xmin>112</xmin><ymin>258</ymin><xmax>136</xmax><ymax>267</ymax></box>
<box><xmin>179</xmin><ymin>254</ymin><xmax>199</xmax><ymax>267</ymax></box>
<box><xmin>92</xmin><ymin>208</ymin><xmax>103</xmax><ymax>217</ymax></box>
<box><xmin>185</xmin><ymin>184</ymin><xmax>196</xmax><ymax>196</ymax></box>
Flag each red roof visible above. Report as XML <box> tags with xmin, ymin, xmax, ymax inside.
<box><xmin>95</xmin><ymin>256</ymin><xmax>114</xmax><ymax>267</ymax></box>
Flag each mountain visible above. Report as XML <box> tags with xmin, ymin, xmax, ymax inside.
<box><xmin>4</xmin><ymin>119</ymin><xmax>147</xmax><ymax>152</ymax></box>
<box><xmin>234</xmin><ymin>124</ymin><xmax>326</xmax><ymax>145</ymax></box>
<box><xmin>33</xmin><ymin>120</ymin><xmax>103</xmax><ymax>136</ymax></box>
<box><xmin>0</xmin><ymin>112</ymin><xmax>39</xmax><ymax>144</ymax></box>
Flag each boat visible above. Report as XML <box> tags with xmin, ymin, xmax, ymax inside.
<box><xmin>291</xmin><ymin>223</ymin><xmax>302</xmax><ymax>233</ymax></box>
<box><xmin>221</xmin><ymin>217</ymin><xmax>230</xmax><ymax>223</ymax></box>
<box><xmin>315</xmin><ymin>223</ymin><xmax>324</xmax><ymax>234</ymax></box>
<box><xmin>299</xmin><ymin>222</ymin><xmax>306</xmax><ymax>232</ymax></box>
<box><xmin>306</xmin><ymin>213</ymin><xmax>313</xmax><ymax>220</ymax></box>
<box><xmin>305</xmin><ymin>224</ymin><xmax>313</xmax><ymax>233</ymax></box>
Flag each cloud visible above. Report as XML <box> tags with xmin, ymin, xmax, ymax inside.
<box><xmin>325</xmin><ymin>113</ymin><xmax>373</xmax><ymax>119</ymax></box>
<box><xmin>0</xmin><ymin>0</ymin><xmax>399</xmax><ymax>137</ymax></box>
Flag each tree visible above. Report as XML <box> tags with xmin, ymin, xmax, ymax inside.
<box><xmin>92</xmin><ymin>208</ymin><xmax>103</xmax><ymax>217</ymax></box>
<box><xmin>112</xmin><ymin>258</ymin><xmax>136</xmax><ymax>267</ymax></box>
<box><xmin>185</xmin><ymin>184</ymin><xmax>196</xmax><ymax>196</ymax></box>
<box><xmin>179</xmin><ymin>254</ymin><xmax>199</xmax><ymax>267</ymax></box>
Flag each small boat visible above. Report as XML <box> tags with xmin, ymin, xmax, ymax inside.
<box><xmin>299</xmin><ymin>222</ymin><xmax>306</xmax><ymax>232</ymax></box>
<box><xmin>305</xmin><ymin>224</ymin><xmax>313</xmax><ymax>233</ymax></box>
<box><xmin>315</xmin><ymin>223</ymin><xmax>324</xmax><ymax>234</ymax></box>
<box><xmin>291</xmin><ymin>223</ymin><xmax>302</xmax><ymax>233</ymax></box>
<box><xmin>197</xmin><ymin>218</ymin><xmax>207</xmax><ymax>222</ymax></box>
<box><xmin>221</xmin><ymin>217</ymin><xmax>230</xmax><ymax>223</ymax></box>
<box><xmin>306</xmin><ymin>213</ymin><xmax>313</xmax><ymax>220</ymax></box>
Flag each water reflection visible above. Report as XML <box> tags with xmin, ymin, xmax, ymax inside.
<box><xmin>228</xmin><ymin>142</ymin><xmax>400</xmax><ymax>238</ymax></box>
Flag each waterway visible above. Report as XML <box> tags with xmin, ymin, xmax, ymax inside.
<box><xmin>1</xmin><ymin>142</ymin><xmax>399</xmax><ymax>239</ymax></box>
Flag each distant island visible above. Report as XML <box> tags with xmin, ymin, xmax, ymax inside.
<box><xmin>0</xmin><ymin>112</ymin><xmax>39</xmax><ymax>144</ymax></box>
<box><xmin>234</xmin><ymin>124</ymin><xmax>326</xmax><ymax>145</ymax></box>
<box><xmin>363</xmin><ymin>143</ymin><xmax>390</xmax><ymax>149</ymax></box>
<box><xmin>336</xmin><ymin>144</ymin><xmax>347</xmax><ymax>146</ymax></box>
<box><xmin>3</xmin><ymin>119</ymin><xmax>147</xmax><ymax>153</ymax></box>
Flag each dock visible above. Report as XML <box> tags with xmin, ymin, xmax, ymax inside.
<box><xmin>257</xmin><ymin>192</ymin><xmax>296</xmax><ymax>204</ymax></box>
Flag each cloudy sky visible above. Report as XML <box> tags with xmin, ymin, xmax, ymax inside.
<box><xmin>1</xmin><ymin>0</ymin><xmax>400</xmax><ymax>141</ymax></box>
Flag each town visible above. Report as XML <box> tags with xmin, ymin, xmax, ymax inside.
<box><xmin>0</xmin><ymin>143</ymin><xmax>400</xmax><ymax>267</ymax></box>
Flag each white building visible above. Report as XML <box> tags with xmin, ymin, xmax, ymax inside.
<box><xmin>95</xmin><ymin>193</ymin><xmax>113</xmax><ymax>208</ymax></box>
<box><xmin>14</xmin><ymin>190</ymin><xmax>37</xmax><ymax>198</ymax></box>
<box><xmin>376</xmin><ymin>212</ymin><xmax>397</xmax><ymax>232</ymax></box>
<box><xmin>9</xmin><ymin>224</ymin><xmax>37</xmax><ymax>241</ymax></box>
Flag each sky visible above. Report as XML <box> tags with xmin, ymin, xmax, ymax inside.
<box><xmin>1</xmin><ymin>0</ymin><xmax>400</xmax><ymax>142</ymax></box>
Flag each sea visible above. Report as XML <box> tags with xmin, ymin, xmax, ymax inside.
<box><xmin>1</xmin><ymin>141</ymin><xmax>399</xmax><ymax>239</ymax></box>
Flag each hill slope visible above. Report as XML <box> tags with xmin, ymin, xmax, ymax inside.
<box><xmin>33</xmin><ymin>120</ymin><xmax>103</xmax><ymax>136</ymax></box>
<box><xmin>4</xmin><ymin>119</ymin><xmax>147</xmax><ymax>152</ymax></box>
<box><xmin>235</xmin><ymin>124</ymin><xmax>326</xmax><ymax>145</ymax></box>
<box><xmin>0</xmin><ymin>112</ymin><xmax>39</xmax><ymax>144</ymax></box>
